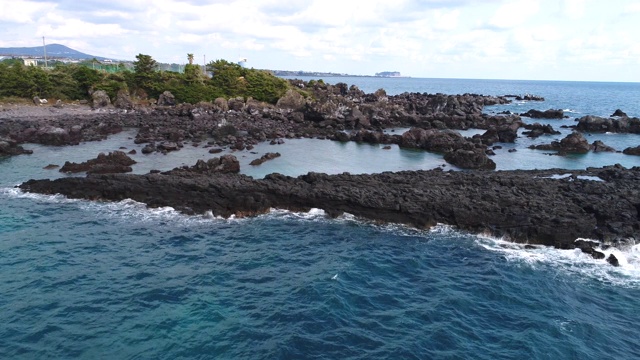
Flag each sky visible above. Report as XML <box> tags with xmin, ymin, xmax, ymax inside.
<box><xmin>1</xmin><ymin>0</ymin><xmax>639</xmax><ymax>82</ymax></box>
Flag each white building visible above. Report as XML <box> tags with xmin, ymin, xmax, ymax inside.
<box><xmin>23</xmin><ymin>58</ymin><xmax>39</xmax><ymax>66</ymax></box>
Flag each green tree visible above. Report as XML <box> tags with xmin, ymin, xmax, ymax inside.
<box><xmin>187</xmin><ymin>53</ymin><xmax>194</xmax><ymax>65</ymax></box>
<box><xmin>133</xmin><ymin>54</ymin><xmax>158</xmax><ymax>91</ymax></box>
<box><xmin>207</xmin><ymin>59</ymin><xmax>246</xmax><ymax>97</ymax></box>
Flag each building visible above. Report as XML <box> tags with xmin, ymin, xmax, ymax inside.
<box><xmin>23</xmin><ymin>58</ymin><xmax>39</xmax><ymax>66</ymax></box>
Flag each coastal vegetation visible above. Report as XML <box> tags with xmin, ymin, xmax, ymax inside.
<box><xmin>0</xmin><ymin>54</ymin><xmax>291</xmax><ymax>104</ymax></box>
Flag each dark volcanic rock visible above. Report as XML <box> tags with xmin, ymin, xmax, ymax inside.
<box><xmin>19</xmin><ymin>165</ymin><xmax>640</xmax><ymax>249</ymax></box>
<box><xmin>444</xmin><ymin>148</ymin><xmax>496</xmax><ymax>170</ymax></box>
<box><xmin>276</xmin><ymin>89</ymin><xmax>307</xmax><ymax>111</ymax></box>
<box><xmin>611</xmin><ymin>109</ymin><xmax>627</xmax><ymax>117</ymax></box>
<box><xmin>513</xmin><ymin>94</ymin><xmax>545</xmax><ymax>101</ymax></box>
<box><xmin>623</xmin><ymin>146</ymin><xmax>640</xmax><ymax>155</ymax></box>
<box><xmin>165</xmin><ymin>154</ymin><xmax>240</xmax><ymax>175</ymax></box>
<box><xmin>607</xmin><ymin>254</ymin><xmax>620</xmax><ymax>267</ymax></box>
<box><xmin>249</xmin><ymin>152</ymin><xmax>281</xmax><ymax>166</ymax></box>
<box><xmin>522</xmin><ymin>123</ymin><xmax>560</xmax><ymax>138</ymax></box>
<box><xmin>576</xmin><ymin>115</ymin><xmax>640</xmax><ymax>133</ymax></box>
<box><xmin>520</xmin><ymin>109</ymin><xmax>564</xmax><ymax>119</ymax></box>
<box><xmin>0</xmin><ymin>137</ymin><xmax>33</xmax><ymax>156</ymax></box>
<box><xmin>530</xmin><ymin>132</ymin><xmax>591</xmax><ymax>153</ymax></box>
<box><xmin>59</xmin><ymin>151</ymin><xmax>136</xmax><ymax>174</ymax></box>
<box><xmin>591</xmin><ymin>140</ymin><xmax>616</xmax><ymax>153</ymax></box>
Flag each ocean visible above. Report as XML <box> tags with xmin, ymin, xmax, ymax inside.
<box><xmin>1</xmin><ymin>78</ymin><xmax>640</xmax><ymax>359</ymax></box>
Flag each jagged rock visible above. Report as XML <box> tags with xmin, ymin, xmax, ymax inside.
<box><xmin>158</xmin><ymin>142</ymin><xmax>180</xmax><ymax>152</ymax></box>
<box><xmin>166</xmin><ymin>154</ymin><xmax>240</xmax><ymax>175</ymax></box>
<box><xmin>276</xmin><ymin>89</ymin><xmax>306</xmax><ymax>111</ymax></box>
<box><xmin>576</xmin><ymin>115</ymin><xmax>640</xmax><ymax>133</ymax></box>
<box><xmin>21</xmin><ymin>165</ymin><xmax>640</xmax><ymax>248</ymax></box>
<box><xmin>607</xmin><ymin>254</ymin><xmax>620</xmax><ymax>267</ymax></box>
<box><xmin>480</xmin><ymin>122</ymin><xmax>520</xmax><ymax>144</ymax></box>
<box><xmin>91</xmin><ymin>90</ymin><xmax>111</xmax><ymax>108</ymax></box>
<box><xmin>250</xmin><ymin>152</ymin><xmax>281</xmax><ymax>166</ymax></box>
<box><xmin>0</xmin><ymin>137</ymin><xmax>33</xmax><ymax>156</ymax></box>
<box><xmin>591</xmin><ymin>140</ymin><xmax>616</xmax><ymax>153</ymax></box>
<box><xmin>522</xmin><ymin>123</ymin><xmax>560</xmax><ymax>138</ymax></box>
<box><xmin>444</xmin><ymin>148</ymin><xmax>496</xmax><ymax>170</ymax></box>
<box><xmin>114</xmin><ymin>89</ymin><xmax>134</xmax><ymax>109</ymax></box>
<box><xmin>157</xmin><ymin>91</ymin><xmax>176</xmax><ymax>106</ymax></box>
<box><xmin>520</xmin><ymin>109</ymin><xmax>564</xmax><ymax>119</ymax></box>
<box><xmin>623</xmin><ymin>146</ymin><xmax>640</xmax><ymax>155</ymax></box>
<box><xmin>43</xmin><ymin>164</ymin><xmax>59</xmax><ymax>169</ymax></box>
<box><xmin>53</xmin><ymin>99</ymin><xmax>64</xmax><ymax>108</ymax></box>
<box><xmin>141</xmin><ymin>144</ymin><xmax>155</xmax><ymax>154</ymax></box>
<box><xmin>36</xmin><ymin>126</ymin><xmax>72</xmax><ymax>146</ymax></box>
<box><xmin>611</xmin><ymin>109</ymin><xmax>627</xmax><ymax>117</ymax></box>
<box><xmin>59</xmin><ymin>151</ymin><xmax>136</xmax><ymax>174</ymax></box>
<box><xmin>514</xmin><ymin>94</ymin><xmax>545</xmax><ymax>101</ymax></box>
<box><xmin>530</xmin><ymin>132</ymin><xmax>591</xmax><ymax>153</ymax></box>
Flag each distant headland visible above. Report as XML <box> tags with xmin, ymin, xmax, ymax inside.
<box><xmin>271</xmin><ymin>70</ymin><xmax>407</xmax><ymax>78</ymax></box>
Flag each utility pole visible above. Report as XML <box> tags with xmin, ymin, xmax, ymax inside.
<box><xmin>42</xmin><ymin>36</ymin><xmax>48</xmax><ymax>68</ymax></box>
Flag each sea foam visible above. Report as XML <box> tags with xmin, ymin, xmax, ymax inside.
<box><xmin>476</xmin><ymin>236</ymin><xmax>640</xmax><ymax>288</ymax></box>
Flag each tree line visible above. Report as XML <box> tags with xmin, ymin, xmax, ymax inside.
<box><xmin>0</xmin><ymin>54</ymin><xmax>291</xmax><ymax>104</ymax></box>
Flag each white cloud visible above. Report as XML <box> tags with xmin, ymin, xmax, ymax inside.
<box><xmin>564</xmin><ymin>0</ymin><xmax>586</xmax><ymax>19</ymax></box>
<box><xmin>489</xmin><ymin>0</ymin><xmax>540</xmax><ymax>29</ymax></box>
<box><xmin>0</xmin><ymin>0</ymin><xmax>53</xmax><ymax>24</ymax></box>
<box><xmin>1</xmin><ymin>0</ymin><xmax>639</xmax><ymax>81</ymax></box>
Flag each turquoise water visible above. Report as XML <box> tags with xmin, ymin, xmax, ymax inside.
<box><xmin>2</xmin><ymin>78</ymin><xmax>640</xmax><ymax>359</ymax></box>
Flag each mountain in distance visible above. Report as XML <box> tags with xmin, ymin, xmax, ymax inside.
<box><xmin>0</xmin><ymin>44</ymin><xmax>114</xmax><ymax>61</ymax></box>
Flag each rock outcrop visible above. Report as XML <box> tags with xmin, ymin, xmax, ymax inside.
<box><xmin>0</xmin><ymin>137</ymin><xmax>33</xmax><ymax>156</ymax></box>
<box><xmin>250</xmin><ymin>152</ymin><xmax>281</xmax><ymax>166</ymax></box>
<box><xmin>59</xmin><ymin>151</ymin><xmax>136</xmax><ymax>174</ymax></box>
<box><xmin>530</xmin><ymin>132</ymin><xmax>591</xmax><ymax>154</ymax></box>
<box><xmin>20</xmin><ymin>164</ymin><xmax>640</xmax><ymax>251</ymax></box>
<box><xmin>591</xmin><ymin>140</ymin><xmax>616</xmax><ymax>153</ymax></box>
<box><xmin>623</xmin><ymin>146</ymin><xmax>640</xmax><ymax>156</ymax></box>
<box><xmin>91</xmin><ymin>90</ymin><xmax>111</xmax><ymax>108</ymax></box>
<box><xmin>576</xmin><ymin>115</ymin><xmax>640</xmax><ymax>133</ymax></box>
<box><xmin>522</xmin><ymin>123</ymin><xmax>560</xmax><ymax>138</ymax></box>
<box><xmin>157</xmin><ymin>91</ymin><xmax>176</xmax><ymax>106</ymax></box>
<box><xmin>520</xmin><ymin>109</ymin><xmax>565</xmax><ymax>119</ymax></box>
<box><xmin>164</xmin><ymin>155</ymin><xmax>240</xmax><ymax>175</ymax></box>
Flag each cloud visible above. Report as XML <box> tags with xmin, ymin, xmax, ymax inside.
<box><xmin>1</xmin><ymin>0</ymin><xmax>639</xmax><ymax>81</ymax></box>
<box><xmin>488</xmin><ymin>0</ymin><xmax>540</xmax><ymax>29</ymax></box>
<box><xmin>0</xmin><ymin>0</ymin><xmax>53</xmax><ymax>24</ymax></box>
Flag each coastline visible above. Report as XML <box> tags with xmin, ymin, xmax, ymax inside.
<box><xmin>2</xmin><ymin>79</ymin><xmax>640</xmax><ymax>264</ymax></box>
<box><xmin>19</xmin><ymin>164</ymin><xmax>640</xmax><ymax>255</ymax></box>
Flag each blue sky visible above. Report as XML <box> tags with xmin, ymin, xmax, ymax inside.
<box><xmin>1</xmin><ymin>0</ymin><xmax>639</xmax><ymax>81</ymax></box>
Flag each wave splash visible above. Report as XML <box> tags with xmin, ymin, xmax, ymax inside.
<box><xmin>477</xmin><ymin>235</ymin><xmax>640</xmax><ymax>287</ymax></box>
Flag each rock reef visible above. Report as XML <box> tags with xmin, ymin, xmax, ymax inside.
<box><xmin>19</xmin><ymin>163</ymin><xmax>640</xmax><ymax>252</ymax></box>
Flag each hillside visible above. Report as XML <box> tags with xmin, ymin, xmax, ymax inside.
<box><xmin>0</xmin><ymin>44</ymin><xmax>113</xmax><ymax>61</ymax></box>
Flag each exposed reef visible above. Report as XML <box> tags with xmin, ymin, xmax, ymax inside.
<box><xmin>19</xmin><ymin>162</ymin><xmax>640</xmax><ymax>255</ymax></box>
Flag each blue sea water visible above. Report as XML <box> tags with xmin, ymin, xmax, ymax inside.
<box><xmin>2</xmin><ymin>78</ymin><xmax>640</xmax><ymax>359</ymax></box>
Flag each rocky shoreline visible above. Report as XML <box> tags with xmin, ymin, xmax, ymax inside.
<box><xmin>19</xmin><ymin>162</ymin><xmax>640</xmax><ymax>265</ymax></box>
<box><xmin>3</xmin><ymin>80</ymin><xmax>640</xmax><ymax>265</ymax></box>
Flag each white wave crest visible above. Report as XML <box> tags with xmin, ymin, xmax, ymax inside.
<box><xmin>0</xmin><ymin>186</ymin><xmax>80</xmax><ymax>203</ymax></box>
<box><xmin>477</xmin><ymin>236</ymin><xmax>640</xmax><ymax>288</ymax></box>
